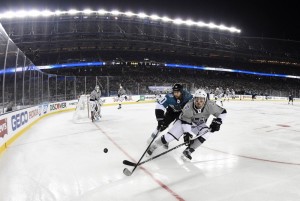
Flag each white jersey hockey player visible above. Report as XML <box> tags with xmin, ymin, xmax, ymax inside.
<box><xmin>147</xmin><ymin>89</ymin><xmax>227</xmax><ymax>161</ymax></box>
<box><xmin>231</xmin><ymin>89</ymin><xmax>236</xmax><ymax>99</ymax></box>
<box><xmin>214</xmin><ymin>87</ymin><xmax>223</xmax><ymax>106</ymax></box>
<box><xmin>224</xmin><ymin>88</ymin><xmax>230</xmax><ymax>101</ymax></box>
<box><xmin>90</xmin><ymin>85</ymin><xmax>102</xmax><ymax>121</ymax></box>
<box><xmin>117</xmin><ymin>86</ymin><xmax>126</xmax><ymax>109</ymax></box>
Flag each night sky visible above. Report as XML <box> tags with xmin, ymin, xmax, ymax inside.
<box><xmin>1</xmin><ymin>0</ymin><xmax>300</xmax><ymax>41</ymax></box>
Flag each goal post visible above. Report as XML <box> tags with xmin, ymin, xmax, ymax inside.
<box><xmin>73</xmin><ymin>94</ymin><xmax>91</xmax><ymax>123</ymax></box>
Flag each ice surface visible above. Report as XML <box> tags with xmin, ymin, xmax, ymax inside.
<box><xmin>1</xmin><ymin>101</ymin><xmax>300</xmax><ymax>201</ymax></box>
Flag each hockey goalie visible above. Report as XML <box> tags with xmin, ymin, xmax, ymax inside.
<box><xmin>90</xmin><ymin>85</ymin><xmax>103</xmax><ymax>121</ymax></box>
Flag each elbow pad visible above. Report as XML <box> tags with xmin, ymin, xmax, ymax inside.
<box><xmin>155</xmin><ymin>109</ymin><xmax>165</xmax><ymax>121</ymax></box>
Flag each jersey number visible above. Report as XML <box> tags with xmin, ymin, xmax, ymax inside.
<box><xmin>159</xmin><ymin>97</ymin><xmax>167</xmax><ymax>105</ymax></box>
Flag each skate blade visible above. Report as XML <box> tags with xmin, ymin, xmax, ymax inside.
<box><xmin>181</xmin><ymin>154</ymin><xmax>191</xmax><ymax>162</ymax></box>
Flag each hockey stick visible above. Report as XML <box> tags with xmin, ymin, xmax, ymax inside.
<box><xmin>123</xmin><ymin>142</ymin><xmax>186</xmax><ymax>167</ymax></box>
<box><xmin>123</xmin><ymin>129</ymin><xmax>160</xmax><ymax>176</ymax></box>
<box><xmin>123</xmin><ymin>128</ymin><xmax>211</xmax><ymax>167</ymax></box>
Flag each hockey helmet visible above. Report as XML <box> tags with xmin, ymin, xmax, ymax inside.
<box><xmin>194</xmin><ymin>89</ymin><xmax>207</xmax><ymax>99</ymax></box>
<box><xmin>194</xmin><ymin>89</ymin><xmax>207</xmax><ymax>108</ymax></box>
<box><xmin>172</xmin><ymin>83</ymin><xmax>183</xmax><ymax>92</ymax></box>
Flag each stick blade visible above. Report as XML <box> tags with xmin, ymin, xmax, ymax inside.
<box><xmin>123</xmin><ymin>168</ymin><xmax>132</xmax><ymax>176</ymax></box>
<box><xmin>123</xmin><ymin>160</ymin><xmax>136</xmax><ymax>166</ymax></box>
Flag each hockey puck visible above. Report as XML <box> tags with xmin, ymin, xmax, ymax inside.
<box><xmin>104</xmin><ymin>148</ymin><xmax>108</xmax><ymax>153</ymax></box>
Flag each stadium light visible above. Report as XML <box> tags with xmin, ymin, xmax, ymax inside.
<box><xmin>83</xmin><ymin>9</ymin><xmax>93</xmax><ymax>15</ymax></box>
<box><xmin>219</xmin><ymin>25</ymin><xmax>227</xmax><ymax>30</ymax></box>
<box><xmin>150</xmin><ymin>14</ymin><xmax>160</xmax><ymax>20</ymax></box>
<box><xmin>173</xmin><ymin>18</ymin><xmax>184</xmax><ymax>25</ymax></box>
<box><xmin>111</xmin><ymin>10</ymin><xmax>121</xmax><ymax>15</ymax></box>
<box><xmin>54</xmin><ymin>10</ymin><xmax>64</xmax><ymax>16</ymax></box>
<box><xmin>137</xmin><ymin>12</ymin><xmax>148</xmax><ymax>18</ymax></box>
<box><xmin>165</xmin><ymin>63</ymin><xmax>297</xmax><ymax>79</ymax></box>
<box><xmin>97</xmin><ymin>9</ymin><xmax>108</xmax><ymax>15</ymax></box>
<box><xmin>162</xmin><ymin>16</ymin><xmax>172</xmax><ymax>22</ymax></box>
<box><xmin>185</xmin><ymin>19</ymin><xmax>195</xmax><ymax>26</ymax></box>
<box><xmin>229</xmin><ymin>27</ymin><xmax>241</xmax><ymax>33</ymax></box>
<box><xmin>2</xmin><ymin>11</ymin><xmax>15</xmax><ymax>19</ymax></box>
<box><xmin>15</xmin><ymin>10</ymin><xmax>28</xmax><ymax>18</ymax></box>
<box><xmin>197</xmin><ymin>21</ymin><xmax>205</xmax><ymax>27</ymax></box>
<box><xmin>208</xmin><ymin>22</ymin><xmax>218</xmax><ymax>29</ymax></box>
<box><xmin>41</xmin><ymin>10</ymin><xmax>53</xmax><ymax>17</ymax></box>
<box><xmin>124</xmin><ymin>11</ymin><xmax>134</xmax><ymax>17</ymax></box>
<box><xmin>68</xmin><ymin>9</ymin><xmax>79</xmax><ymax>15</ymax></box>
<box><xmin>0</xmin><ymin>9</ymin><xmax>242</xmax><ymax>33</ymax></box>
<box><xmin>28</xmin><ymin>10</ymin><xmax>41</xmax><ymax>17</ymax></box>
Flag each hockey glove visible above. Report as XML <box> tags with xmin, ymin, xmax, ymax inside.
<box><xmin>210</xmin><ymin>118</ymin><xmax>222</xmax><ymax>132</ymax></box>
<box><xmin>183</xmin><ymin>132</ymin><xmax>193</xmax><ymax>146</ymax></box>
<box><xmin>157</xmin><ymin>120</ymin><xmax>168</xmax><ymax>131</ymax></box>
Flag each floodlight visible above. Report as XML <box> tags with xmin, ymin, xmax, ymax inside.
<box><xmin>97</xmin><ymin>9</ymin><xmax>108</xmax><ymax>15</ymax></box>
<box><xmin>219</xmin><ymin>25</ymin><xmax>227</xmax><ymax>30</ymax></box>
<box><xmin>28</xmin><ymin>10</ymin><xmax>42</xmax><ymax>17</ymax></box>
<box><xmin>173</xmin><ymin>18</ymin><xmax>184</xmax><ymax>25</ymax></box>
<box><xmin>137</xmin><ymin>12</ymin><xmax>147</xmax><ymax>18</ymax></box>
<box><xmin>54</xmin><ymin>10</ymin><xmax>64</xmax><ymax>16</ymax></box>
<box><xmin>197</xmin><ymin>21</ymin><xmax>206</xmax><ymax>27</ymax></box>
<box><xmin>111</xmin><ymin>10</ymin><xmax>120</xmax><ymax>15</ymax></box>
<box><xmin>83</xmin><ymin>9</ymin><xmax>93</xmax><ymax>15</ymax></box>
<box><xmin>162</xmin><ymin>16</ymin><xmax>172</xmax><ymax>22</ymax></box>
<box><xmin>3</xmin><ymin>11</ymin><xmax>15</xmax><ymax>19</ymax></box>
<box><xmin>150</xmin><ymin>14</ymin><xmax>160</xmax><ymax>20</ymax></box>
<box><xmin>41</xmin><ymin>10</ymin><xmax>53</xmax><ymax>17</ymax></box>
<box><xmin>15</xmin><ymin>10</ymin><xmax>28</xmax><ymax>18</ymax></box>
<box><xmin>185</xmin><ymin>19</ymin><xmax>195</xmax><ymax>26</ymax></box>
<box><xmin>208</xmin><ymin>22</ymin><xmax>218</xmax><ymax>29</ymax></box>
<box><xmin>68</xmin><ymin>9</ymin><xmax>79</xmax><ymax>15</ymax></box>
<box><xmin>124</xmin><ymin>11</ymin><xmax>134</xmax><ymax>17</ymax></box>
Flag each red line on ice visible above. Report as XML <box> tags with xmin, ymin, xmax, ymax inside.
<box><xmin>94</xmin><ymin>123</ymin><xmax>185</xmax><ymax>201</ymax></box>
<box><xmin>203</xmin><ymin>147</ymin><xmax>300</xmax><ymax>166</ymax></box>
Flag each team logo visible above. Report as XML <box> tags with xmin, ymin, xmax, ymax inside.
<box><xmin>184</xmin><ymin>104</ymin><xmax>190</xmax><ymax>110</ymax></box>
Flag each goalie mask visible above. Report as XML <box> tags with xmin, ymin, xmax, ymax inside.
<box><xmin>95</xmin><ymin>85</ymin><xmax>100</xmax><ymax>92</ymax></box>
<box><xmin>194</xmin><ymin>89</ymin><xmax>207</xmax><ymax>109</ymax></box>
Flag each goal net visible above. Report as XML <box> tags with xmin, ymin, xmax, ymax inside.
<box><xmin>73</xmin><ymin>95</ymin><xmax>91</xmax><ymax>123</ymax></box>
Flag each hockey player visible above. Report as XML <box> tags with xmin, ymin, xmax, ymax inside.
<box><xmin>147</xmin><ymin>89</ymin><xmax>227</xmax><ymax>161</ymax></box>
<box><xmin>251</xmin><ymin>92</ymin><xmax>256</xmax><ymax>101</ymax></box>
<box><xmin>231</xmin><ymin>89</ymin><xmax>236</xmax><ymax>100</ymax></box>
<box><xmin>288</xmin><ymin>94</ymin><xmax>294</xmax><ymax>105</ymax></box>
<box><xmin>90</xmin><ymin>85</ymin><xmax>102</xmax><ymax>121</ymax></box>
<box><xmin>147</xmin><ymin>83</ymin><xmax>193</xmax><ymax>149</ymax></box>
<box><xmin>214</xmin><ymin>87</ymin><xmax>223</xmax><ymax>106</ymax></box>
<box><xmin>117</xmin><ymin>86</ymin><xmax>126</xmax><ymax>109</ymax></box>
<box><xmin>224</xmin><ymin>88</ymin><xmax>230</xmax><ymax>101</ymax></box>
